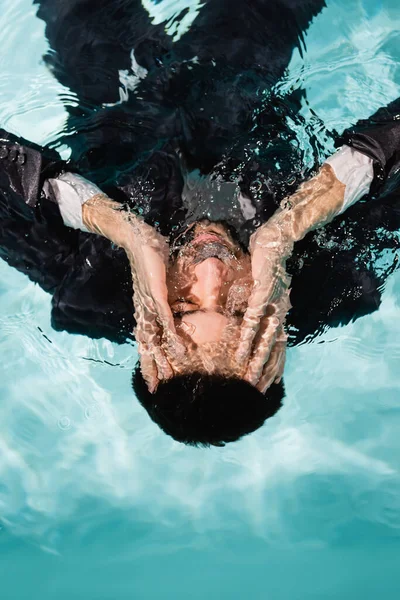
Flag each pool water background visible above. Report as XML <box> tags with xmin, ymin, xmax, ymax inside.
<box><xmin>0</xmin><ymin>0</ymin><xmax>399</xmax><ymax>598</ymax></box>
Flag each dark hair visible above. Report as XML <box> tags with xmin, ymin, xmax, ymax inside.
<box><xmin>132</xmin><ymin>368</ymin><xmax>285</xmax><ymax>447</ymax></box>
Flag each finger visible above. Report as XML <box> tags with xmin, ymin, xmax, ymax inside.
<box><xmin>136</xmin><ymin>323</ymin><xmax>174</xmax><ymax>383</ymax></box>
<box><xmin>154</xmin><ymin>300</ymin><xmax>177</xmax><ymax>335</ymax></box>
<box><xmin>134</xmin><ymin>304</ymin><xmax>161</xmax><ymax>347</ymax></box>
<box><xmin>272</xmin><ymin>339</ymin><xmax>286</xmax><ymax>384</ymax></box>
<box><xmin>235</xmin><ymin>267</ymin><xmax>290</xmax><ymax>366</ymax></box>
<box><xmin>137</xmin><ymin>334</ymin><xmax>174</xmax><ymax>383</ymax></box>
<box><xmin>138</xmin><ymin>349</ymin><xmax>159</xmax><ymax>393</ymax></box>
<box><xmin>152</xmin><ymin>346</ymin><xmax>174</xmax><ymax>380</ymax></box>
<box><xmin>235</xmin><ymin>302</ymin><xmax>267</xmax><ymax>365</ymax></box>
<box><xmin>257</xmin><ymin>340</ymin><xmax>287</xmax><ymax>394</ymax></box>
<box><xmin>243</xmin><ymin>292</ymin><xmax>291</xmax><ymax>384</ymax></box>
<box><xmin>244</xmin><ymin>316</ymin><xmax>281</xmax><ymax>385</ymax></box>
<box><xmin>137</xmin><ymin>293</ymin><xmax>186</xmax><ymax>361</ymax></box>
<box><xmin>135</xmin><ymin>267</ymin><xmax>177</xmax><ymax>336</ymax></box>
<box><xmin>162</xmin><ymin>329</ymin><xmax>186</xmax><ymax>361</ymax></box>
<box><xmin>135</xmin><ymin>303</ymin><xmax>176</xmax><ymax>382</ymax></box>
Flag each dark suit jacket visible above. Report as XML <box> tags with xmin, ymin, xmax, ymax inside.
<box><xmin>0</xmin><ymin>0</ymin><xmax>399</xmax><ymax>344</ymax></box>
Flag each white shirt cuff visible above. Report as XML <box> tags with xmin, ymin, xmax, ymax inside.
<box><xmin>325</xmin><ymin>145</ymin><xmax>374</xmax><ymax>213</ymax></box>
<box><xmin>45</xmin><ymin>173</ymin><xmax>104</xmax><ymax>232</ymax></box>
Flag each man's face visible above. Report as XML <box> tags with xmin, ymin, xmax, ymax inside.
<box><xmin>167</xmin><ymin>221</ymin><xmax>252</xmax><ymax>345</ymax></box>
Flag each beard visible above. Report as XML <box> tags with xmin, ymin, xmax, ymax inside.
<box><xmin>191</xmin><ymin>241</ymin><xmax>236</xmax><ymax>265</ymax></box>
<box><xmin>169</xmin><ymin>220</ymin><xmax>248</xmax><ymax>258</ymax></box>
<box><xmin>169</xmin><ymin>239</ymin><xmax>246</xmax><ymax>287</ymax></box>
<box><xmin>171</xmin><ymin>240</ymin><xmax>236</xmax><ymax>269</ymax></box>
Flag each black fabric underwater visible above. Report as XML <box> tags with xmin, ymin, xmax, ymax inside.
<box><xmin>0</xmin><ymin>0</ymin><xmax>399</xmax><ymax>345</ymax></box>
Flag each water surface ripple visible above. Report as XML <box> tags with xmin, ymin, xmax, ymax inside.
<box><xmin>0</xmin><ymin>0</ymin><xmax>399</xmax><ymax>599</ymax></box>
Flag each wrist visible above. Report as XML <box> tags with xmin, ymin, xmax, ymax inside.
<box><xmin>250</xmin><ymin>217</ymin><xmax>294</xmax><ymax>257</ymax></box>
<box><xmin>275</xmin><ymin>166</ymin><xmax>345</xmax><ymax>243</ymax></box>
<box><xmin>82</xmin><ymin>196</ymin><xmax>133</xmax><ymax>248</ymax></box>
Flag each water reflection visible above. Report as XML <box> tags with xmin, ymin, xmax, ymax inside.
<box><xmin>0</xmin><ymin>261</ymin><xmax>399</xmax><ymax>550</ymax></box>
<box><xmin>0</xmin><ymin>0</ymin><xmax>399</xmax><ymax>567</ymax></box>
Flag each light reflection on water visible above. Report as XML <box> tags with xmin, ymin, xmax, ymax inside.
<box><xmin>0</xmin><ymin>0</ymin><xmax>399</xmax><ymax>598</ymax></box>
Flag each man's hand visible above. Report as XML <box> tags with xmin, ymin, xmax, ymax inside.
<box><xmin>236</xmin><ymin>164</ymin><xmax>346</xmax><ymax>386</ymax></box>
<box><xmin>122</xmin><ymin>215</ymin><xmax>186</xmax><ymax>390</ymax></box>
<box><xmin>235</xmin><ymin>220</ymin><xmax>292</xmax><ymax>385</ymax></box>
<box><xmin>82</xmin><ymin>195</ymin><xmax>184</xmax><ymax>391</ymax></box>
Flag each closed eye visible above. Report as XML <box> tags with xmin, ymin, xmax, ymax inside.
<box><xmin>173</xmin><ymin>310</ymin><xmax>202</xmax><ymax>319</ymax></box>
<box><xmin>171</xmin><ymin>299</ymin><xmax>199</xmax><ymax>316</ymax></box>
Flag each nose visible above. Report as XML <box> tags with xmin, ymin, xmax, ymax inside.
<box><xmin>193</xmin><ymin>258</ymin><xmax>227</xmax><ymax>309</ymax></box>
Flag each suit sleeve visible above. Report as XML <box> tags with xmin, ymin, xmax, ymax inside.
<box><xmin>338</xmin><ymin>97</ymin><xmax>400</xmax><ymax>192</ymax></box>
<box><xmin>287</xmin><ymin>99</ymin><xmax>400</xmax><ymax>345</ymax></box>
<box><xmin>0</xmin><ymin>128</ymin><xmax>135</xmax><ymax>342</ymax></box>
<box><xmin>0</xmin><ymin>128</ymin><xmax>64</xmax><ymax>205</ymax></box>
<box><xmin>0</xmin><ymin>129</ymin><xmax>78</xmax><ymax>293</ymax></box>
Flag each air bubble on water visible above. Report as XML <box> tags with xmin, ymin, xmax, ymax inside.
<box><xmin>58</xmin><ymin>417</ymin><xmax>71</xmax><ymax>431</ymax></box>
<box><xmin>84</xmin><ymin>403</ymin><xmax>103</xmax><ymax>421</ymax></box>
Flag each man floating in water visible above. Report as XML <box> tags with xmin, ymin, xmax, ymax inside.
<box><xmin>0</xmin><ymin>0</ymin><xmax>399</xmax><ymax>445</ymax></box>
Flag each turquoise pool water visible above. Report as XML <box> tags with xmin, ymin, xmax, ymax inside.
<box><xmin>0</xmin><ymin>0</ymin><xmax>399</xmax><ymax>598</ymax></box>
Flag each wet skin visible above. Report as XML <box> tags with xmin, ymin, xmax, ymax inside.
<box><xmin>167</xmin><ymin>222</ymin><xmax>252</xmax><ymax>345</ymax></box>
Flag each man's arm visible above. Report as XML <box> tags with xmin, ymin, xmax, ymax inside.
<box><xmin>339</xmin><ymin>96</ymin><xmax>400</xmax><ymax>188</ymax></box>
<box><xmin>236</xmin><ymin>120</ymin><xmax>400</xmax><ymax>379</ymax></box>
<box><xmin>47</xmin><ymin>176</ymin><xmax>185</xmax><ymax>390</ymax></box>
<box><xmin>0</xmin><ymin>128</ymin><xmax>64</xmax><ymax>205</ymax></box>
<box><xmin>83</xmin><ymin>193</ymin><xmax>186</xmax><ymax>391</ymax></box>
<box><xmin>0</xmin><ymin>129</ymin><xmax>82</xmax><ymax>294</ymax></box>
<box><xmin>236</xmin><ymin>152</ymin><xmax>366</xmax><ymax>368</ymax></box>
<box><xmin>256</xmin><ymin>100</ymin><xmax>400</xmax><ymax>270</ymax></box>
<box><xmin>265</xmin><ymin>143</ymin><xmax>376</xmax><ymax>248</ymax></box>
